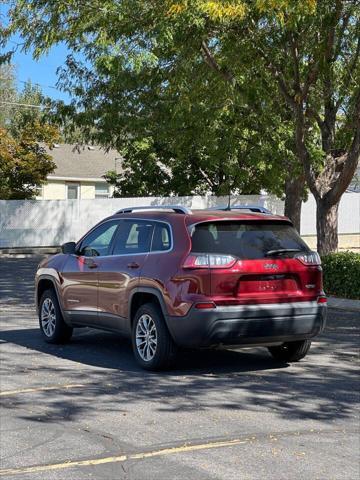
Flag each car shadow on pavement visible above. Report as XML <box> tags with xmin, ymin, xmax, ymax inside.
<box><xmin>0</xmin><ymin>327</ymin><xmax>285</xmax><ymax>374</ymax></box>
<box><xmin>1</xmin><ymin>326</ymin><xmax>359</xmax><ymax>426</ymax></box>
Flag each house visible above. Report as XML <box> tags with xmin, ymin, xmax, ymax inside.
<box><xmin>37</xmin><ymin>144</ymin><xmax>122</xmax><ymax>200</ymax></box>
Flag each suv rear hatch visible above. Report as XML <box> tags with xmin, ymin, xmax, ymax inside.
<box><xmin>185</xmin><ymin>220</ymin><xmax>323</xmax><ymax>305</ymax></box>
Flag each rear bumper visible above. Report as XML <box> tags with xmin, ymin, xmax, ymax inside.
<box><xmin>166</xmin><ymin>301</ymin><xmax>327</xmax><ymax>348</ymax></box>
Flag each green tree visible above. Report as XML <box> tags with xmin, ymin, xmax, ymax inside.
<box><xmin>0</xmin><ymin>65</ymin><xmax>45</xmax><ymax>132</ymax></box>
<box><xmin>0</xmin><ymin>70</ymin><xmax>60</xmax><ymax>198</ymax></box>
<box><xmin>0</xmin><ymin>63</ymin><xmax>17</xmax><ymax>128</ymax></box>
<box><xmin>104</xmin><ymin>73</ymin><xmax>293</xmax><ymax>198</ymax></box>
<box><xmin>8</xmin><ymin>80</ymin><xmax>45</xmax><ymax>138</ymax></box>
<box><xmin>0</xmin><ymin>122</ymin><xmax>58</xmax><ymax>199</ymax></box>
<box><xmin>5</xmin><ymin>1</ymin><xmax>358</xmax><ymax>252</ymax></box>
<box><xmin>158</xmin><ymin>0</ymin><xmax>359</xmax><ymax>250</ymax></box>
<box><xmin>0</xmin><ymin>65</ymin><xmax>59</xmax><ymax>199</ymax></box>
<box><xmin>243</xmin><ymin>0</ymin><xmax>360</xmax><ymax>253</ymax></box>
<box><xmin>3</xmin><ymin>1</ymin><xmax>295</xmax><ymax>197</ymax></box>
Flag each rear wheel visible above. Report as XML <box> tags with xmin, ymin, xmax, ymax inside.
<box><xmin>132</xmin><ymin>303</ymin><xmax>177</xmax><ymax>370</ymax></box>
<box><xmin>39</xmin><ymin>289</ymin><xmax>73</xmax><ymax>343</ymax></box>
<box><xmin>268</xmin><ymin>340</ymin><xmax>311</xmax><ymax>362</ymax></box>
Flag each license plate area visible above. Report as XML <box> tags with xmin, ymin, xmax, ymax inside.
<box><xmin>238</xmin><ymin>274</ymin><xmax>298</xmax><ymax>294</ymax></box>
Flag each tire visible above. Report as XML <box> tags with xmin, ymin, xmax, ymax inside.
<box><xmin>268</xmin><ymin>340</ymin><xmax>311</xmax><ymax>362</ymax></box>
<box><xmin>39</xmin><ymin>289</ymin><xmax>73</xmax><ymax>344</ymax></box>
<box><xmin>132</xmin><ymin>303</ymin><xmax>177</xmax><ymax>370</ymax></box>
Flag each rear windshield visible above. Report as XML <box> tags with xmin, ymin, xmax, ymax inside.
<box><xmin>190</xmin><ymin>221</ymin><xmax>310</xmax><ymax>259</ymax></box>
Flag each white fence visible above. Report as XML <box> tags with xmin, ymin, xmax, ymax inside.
<box><xmin>0</xmin><ymin>193</ymin><xmax>359</xmax><ymax>248</ymax></box>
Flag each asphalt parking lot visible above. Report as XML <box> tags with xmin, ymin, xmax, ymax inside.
<box><xmin>0</xmin><ymin>256</ymin><xmax>359</xmax><ymax>479</ymax></box>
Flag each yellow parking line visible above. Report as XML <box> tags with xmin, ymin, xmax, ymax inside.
<box><xmin>0</xmin><ymin>438</ymin><xmax>248</xmax><ymax>476</ymax></box>
<box><xmin>0</xmin><ymin>384</ymin><xmax>86</xmax><ymax>397</ymax></box>
<box><xmin>0</xmin><ymin>455</ymin><xmax>127</xmax><ymax>477</ymax></box>
<box><xmin>130</xmin><ymin>438</ymin><xmax>248</xmax><ymax>459</ymax></box>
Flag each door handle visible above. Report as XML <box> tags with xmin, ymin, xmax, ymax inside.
<box><xmin>127</xmin><ymin>262</ymin><xmax>140</xmax><ymax>269</ymax></box>
<box><xmin>84</xmin><ymin>259</ymin><xmax>98</xmax><ymax>269</ymax></box>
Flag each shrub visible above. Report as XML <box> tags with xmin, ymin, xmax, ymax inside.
<box><xmin>321</xmin><ymin>251</ymin><xmax>360</xmax><ymax>300</ymax></box>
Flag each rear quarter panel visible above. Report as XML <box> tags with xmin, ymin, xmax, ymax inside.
<box><xmin>140</xmin><ymin>216</ymin><xmax>211</xmax><ymax>316</ymax></box>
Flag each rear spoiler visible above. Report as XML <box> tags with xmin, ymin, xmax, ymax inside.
<box><xmin>207</xmin><ymin>205</ymin><xmax>272</xmax><ymax>214</ymax></box>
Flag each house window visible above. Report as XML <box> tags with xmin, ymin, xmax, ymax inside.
<box><xmin>67</xmin><ymin>183</ymin><xmax>80</xmax><ymax>199</ymax></box>
<box><xmin>95</xmin><ymin>183</ymin><xmax>110</xmax><ymax>198</ymax></box>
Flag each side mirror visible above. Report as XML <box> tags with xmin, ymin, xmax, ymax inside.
<box><xmin>61</xmin><ymin>241</ymin><xmax>77</xmax><ymax>255</ymax></box>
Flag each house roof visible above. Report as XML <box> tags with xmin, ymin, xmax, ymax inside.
<box><xmin>45</xmin><ymin>144</ymin><xmax>122</xmax><ymax>180</ymax></box>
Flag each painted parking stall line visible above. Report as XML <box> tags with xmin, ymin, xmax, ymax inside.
<box><xmin>0</xmin><ymin>438</ymin><xmax>248</xmax><ymax>477</ymax></box>
<box><xmin>0</xmin><ymin>383</ymin><xmax>86</xmax><ymax>397</ymax></box>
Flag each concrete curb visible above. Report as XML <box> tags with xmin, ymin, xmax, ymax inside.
<box><xmin>0</xmin><ymin>246</ymin><xmax>60</xmax><ymax>256</ymax></box>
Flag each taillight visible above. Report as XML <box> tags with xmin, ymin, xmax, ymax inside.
<box><xmin>317</xmin><ymin>296</ymin><xmax>327</xmax><ymax>304</ymax></box>
<box><xmin>183</xmin><ymin>254</ymin><xmax>237</xmax><ymax>269</ymax></box>
<box><xmin>295</xmin><ymin>251</ymin><xmax>321</xmax><ymax>266</ymax></box>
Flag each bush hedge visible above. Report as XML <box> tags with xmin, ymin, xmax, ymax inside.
<box><xmin>321</xmin><ymin>251</ymin><xmax>360</xmax><ymax>300</ymax></box>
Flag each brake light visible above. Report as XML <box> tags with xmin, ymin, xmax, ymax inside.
<box><xmin>295</xmin><ymin>251</ymin><xmax>321</xmax><ymax>266</ymax></box>
<box><xmin>317</xmin><ymin>296</ymin><xmax>327</xmax><ymax>304</ymax></box>
<box><xmin>183</xmin><ymin>254</ymin><xmax>237</xmax><ymax>269</ymax></box>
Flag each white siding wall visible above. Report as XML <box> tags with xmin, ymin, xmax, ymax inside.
<box><xmin>37</xmin><ymin>180</ymin><xmax>110</xmax><ymax>200</ymax></box>
<box><xmin>80</xmin><ymin>182</ymin><xmax>96</xmax><ymax>199</ymax></box>
<box><xmin>39</xmin><ymin>181</ymin><xmax>67</xmax><ymax>200</ymax></box>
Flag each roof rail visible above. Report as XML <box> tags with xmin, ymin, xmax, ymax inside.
<box><xmin>208</xmin><ymin>205</ymin><xmax>272</xmax><ymax>214</ymax></box>
<box><xmin>116</xmin><ymin>205</ymin><xmax>192</xmax><ymax>215</ymax></box>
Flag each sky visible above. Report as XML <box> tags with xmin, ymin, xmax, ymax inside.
<box><xmin>1</xmin><ymin>2</ymin><xmax>71</xmax><ymax>103</ymax></box>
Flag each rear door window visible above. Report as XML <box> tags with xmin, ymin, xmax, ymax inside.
<box><xmin>191</xmin><ymin>221</ymin><xmax>310</xmax><ymax>259</ymax></box>
<box><xmin>112</xmin><ymin>220</ymin><xmax>155</xmax><ymax>255</ymax></box>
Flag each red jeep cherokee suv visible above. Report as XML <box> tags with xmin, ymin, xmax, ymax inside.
<box><xmin>35</xmin><ymin>205</ymin><xmax>327</xmax><ymax>370</ymax></box>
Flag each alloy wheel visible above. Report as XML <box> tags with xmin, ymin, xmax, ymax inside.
<box><xmin>135</xmin><ymin>314</ymin><xmax>158</xmax><ymax>361</ymax></box>
<box><xmin>41</xmin><ymin>298</ymin><xmax>56</xmax><ymax>337</ymax></box>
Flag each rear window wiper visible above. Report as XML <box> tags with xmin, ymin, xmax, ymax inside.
<box><xmin>265</xmin><ymin>248</ymin><xmax>302</xmax><ymax>257</ymax></box>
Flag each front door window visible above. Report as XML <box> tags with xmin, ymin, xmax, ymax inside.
<box><xmin>80</xmin><ymin>221</ymin><xmax>120</xmax><ymax>257</ymax></box>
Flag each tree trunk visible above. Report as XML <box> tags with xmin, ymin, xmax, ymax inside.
<box><xmin>284</xmin><ymin>173</ymin><xmax>305</xmax><ymax>232</ymax></box>
<box><xmin>316</xmin><ymin>198</ymin><xmax>339</xmax><ymax>255</ymax></box>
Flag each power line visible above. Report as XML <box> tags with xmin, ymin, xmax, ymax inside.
<box><xmin>18</xmin><ymin>79</ymin><xmax>59</xmax><ymax>90</ymax></box>
<box><xmin>0</xmin><ymin>101</ymin><xmax>51</xmax><ymax>109</ymax></box>
<box><xmin>0</xmin><ymin>76</ymin><xmax>60</xmax><ymax>90</ymax></box>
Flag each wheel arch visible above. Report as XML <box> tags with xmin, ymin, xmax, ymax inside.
<box><xmin>36</xmin><ymin>277</ymin><xmax>56</xmax><ymax>306</ymax></box>
<box><xmin>129</xmin><ymin>288</ymin><xmax>170</xmax><ymax>329</ymax></box>
<box><xmin>36</xmin><ymin>275</ymin><xmax>69</xmax><ymax>324</ymax></box>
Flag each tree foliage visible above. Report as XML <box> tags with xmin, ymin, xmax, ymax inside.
<box><xmin>3</xmin><ymin>0</ymin><xmax>300</xmax><ymax>198</ymax></box>
<box><xmin>0</xmin><ymin>63</ymin><xmax>17</xmax><ymax>128</ymax></box>
<box><xmin>0</xmin><ymin>122</ymin><xmax>58</xmax><ymax>199</ymax></box>
<box><xmin>240</xmin><ymin>0</ymin><xmax>360</xmax><ymax>253</ymax></box>
<box><xmin>105</xmin><ymin>85</ymin><xmax>294</xmax><ymax>197</ymax></box>
<box><xmin>0</xmin><ymin>64</ymin><xmax>59</xmax><ymax>199</ymax></box>
<box><xmin>8</xmin><ymin>81</ymin><xmax>45</xmax><ymax>138</ymax></box>
<box><xmin>162</xmin><ymin>0</ymin><xmax>360</xmax><ymax>248</ymax></box>
<box><xmin>3</xmin><ymin>0</ymin><xmax>359</xmax><ymax>252</ymax></box>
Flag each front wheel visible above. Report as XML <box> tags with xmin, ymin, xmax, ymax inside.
<box><xmin>132</xmin><ymin>303</ymin><xmax>177</xmax><ymax>370</ymax></box>
<box><xmin>268</xmin><ymin>339</ymin><xmax>311</xmax><ymax>362</ymax></box>
<box><xmin>39</xmin><ymin>289</ymin><xmax>73</xmax><ymax>343</ymax></box>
